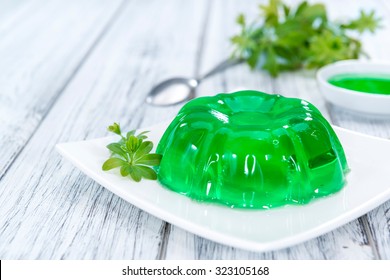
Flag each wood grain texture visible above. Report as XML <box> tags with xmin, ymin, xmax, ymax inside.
<box><xmin>0</xmin><ymin>0</ymin><xmax>125</xmax><ymax>179</ymax></box>
<box><xmin>0</xmin><ymin>0</ymin><xmax>208</xmax><ymax>259</ymax></box>
<box><xmin>0</xmin><ymin>0</ymin><xmax>389</xmax><ymax>259</ymax></box>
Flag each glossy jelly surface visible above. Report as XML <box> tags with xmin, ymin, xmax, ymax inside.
<box><xmin>156</xmin><ymin>91</ymin><xmax>349</xmax><ymax>209</ymax></box>
<box><xmin>328</xmin><ymin>73</ymin><xmax>390</xmax><ymax>95</ymax></box>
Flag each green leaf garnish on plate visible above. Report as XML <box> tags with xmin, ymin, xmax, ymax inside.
<box><xmin>102</xmin><ymin>122</ymin><xmax>162</xmax><ymax>182</ymax></box>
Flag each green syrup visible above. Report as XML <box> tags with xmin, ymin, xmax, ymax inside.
<box><xmin>156</xmin><ymin>91</ymin><xmax>349</xmax><ymax>209</ymax></box>
<box><xmin>328</xmin><ymin>73</ymin><xmax>390</xmax><ymax>94</ymax></box>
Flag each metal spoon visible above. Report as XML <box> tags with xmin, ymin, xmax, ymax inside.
<box><xmin>146</xmin><ymin>58</ymin><xmax>243</xmax><ymax>106</ymax></box>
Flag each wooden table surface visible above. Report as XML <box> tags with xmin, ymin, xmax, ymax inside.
<box><xmin>1</xmin><ymin>0</ymin><xmax>389</xmax><ymax>259</ymax></box>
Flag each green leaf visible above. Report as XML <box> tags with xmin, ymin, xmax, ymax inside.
<box><xmin>120</xmin><ymin>165</ymin><xmax>131</xmax><ymax>176</ymax></box>
<box><xmin>134</xmin><ymin>165</ymin><xmax>157</xmax><ymax>180</ymax></box>
<box><xmin>298</xmin><ymin>3</ymin><xmax>326</xmax><ymax>23</ymax></box>
<box><xmin>306</xmin><ymin>30</ymin><xmax>357</xmax><ymax>68</ymax></box>
<box><xmin>103</xmin><ymin>123</ymin><xmax>161</xmax><ymax>183</ymax></box>
<box><xmin>236</xmin><ymin>13</ymin><xmax>246</xmax><ymax>27</ymax></box>
<box><xmin>102</xmin><ymin>158</ymin><xmax>127</xmax><ymax>171</ymax></box>
<box><xmin>106</xmin><ymin>143</ymin><xmax>127</xmax><ymax>159</ymax></box>
<box><xmin>129</xmin><ymin>166</ymin><xmax>142</xmax><ymax>182</ymax></box>
<box><xmin>294</xmin><ymin>1</ymin><xmax>308</xmax><ymax>17</ymax></box>
<box><xmin>134</xmin><ymin>141</ymin><xmax>153</xmax><ymax>159</ymax></box>
<box><xmin>260</xmin><ymin>0</ymin><xmax>281</xmax><ymax>26</ymax></box>
<box><xmin>246</xmin><ymin>47</ymin><xmax>261</xmax><ymax>69</ymax></box>
<box><xmin>263</xmin><ymin>47</ymin><xmax>279</xmax><ymax>77</ymax></box>
<box><xmin>126</xmin><ymin>130</ymin><xmax>136</xmax><ymax>139</ymax></box>
<box><xmin>282</xmin><ymin>3</ymin><xmax>290</xmax><ymax>17</ymax></box>
<box><xmin>136</xmin><ymin>131</ymin><xmax>150</xmax><ymax>138</ymax></box>
<box><xmin>341</xmin><ymin>10</ymin><xmax>381</xmax><ymax>34</ymax></box>
<box><xmin>230</xmin><ymin>0</ymin><xmax>380</xmax><ymax>76</ymax></box>
<box><xmin>135</xmin><ymin>153</ymin><xmax>162</xmax><ymax>166</ymax></box>
<box><xmin>126</xmin><ymin>135</ymin><xmax>139</xmax><ymax>152</ymax></box>
<box><xmin>107</xmin><ymin>122</ymin><xmax>121</xmax><ymax>136</ymax></box>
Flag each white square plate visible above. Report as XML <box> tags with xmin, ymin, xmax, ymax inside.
<box><xmin>56</xmin><ymin>122</ymin><xmax>390</xmax><ymax>252</ymax></box>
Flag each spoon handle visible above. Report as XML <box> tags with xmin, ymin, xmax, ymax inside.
<box><xmin>199</xmin><ymin>58</ymin><xmax>244</xmax><ymax>81</ymax></box>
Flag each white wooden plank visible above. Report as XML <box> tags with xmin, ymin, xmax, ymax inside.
<box><xmin>165</xmin><ymin>221</ymin><xmax>373</xmax><ymax>259</ymax></box>
<box><xmin>0</xmin><ymin>0</ymin><xmax>124</xmax><ymax>179</ymax></box>
<box><xmin>163</xmin><ymin>0</ymin><xmax>381</xmax><ymax>259</ymax></box>
<box><xmin>0</xmin><ymin>0</ymin><xmax>208</xmax><ymax>259</ymax></box>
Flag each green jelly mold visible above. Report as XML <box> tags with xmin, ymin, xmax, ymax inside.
<box><xmin>156</xmin><ymin>90</ymin><xmax>349</xmax><ymax>209</ymax></box>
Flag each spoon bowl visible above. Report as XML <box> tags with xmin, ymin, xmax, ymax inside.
<box><xmin>146</xmin><ymin>58</ymin><xmax>243</xmax><ymax>106</ymax></box>
<box><xmin>146</xmin><ymin>77</ymin><xmax>198</xmax><ymax>106</ymax></box>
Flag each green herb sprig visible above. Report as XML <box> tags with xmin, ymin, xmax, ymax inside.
<box><xmin>102</xmin><ymin>123</ymin><xmax>162</xmax><ymax>182</ymax></box>
<box><xmin>231</xmin><ymin>0</ymin><xmax>382</xmax><ymax>77</ymax></box>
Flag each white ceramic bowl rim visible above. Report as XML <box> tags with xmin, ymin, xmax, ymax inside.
<box><xmin>316</xmin><ymin>59</ymin><xmax>390</xmax><ymax>99</ymax></box>
<box><xmin>316</xmin><ymin>59</ymin><xmax>390</xmax><ymax>116</ymax></box>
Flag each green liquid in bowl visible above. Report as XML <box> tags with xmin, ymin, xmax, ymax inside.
<box><xmin>156</xmin><ymin>91</ymin><xmax>349</xmax><ymax>209</ymax></box>
<box><xmin>328</xmin><ymin>73</ymin><xmax>390</xmax><ymax>95</ymax></box>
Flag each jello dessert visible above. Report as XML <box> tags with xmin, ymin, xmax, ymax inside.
<box><xmin>156</xmin><ymin>90</ymin><xmax>349</xmax><ymax>209</ymax></box>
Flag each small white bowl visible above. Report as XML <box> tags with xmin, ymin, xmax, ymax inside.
<box><xmin>317</xmin><ymin>60</ymin><xmax>390</xmax><ymax>117</ymax></box>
